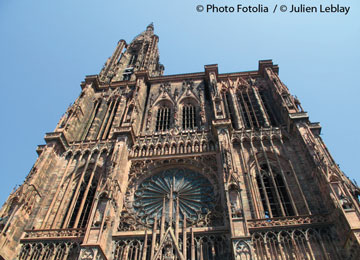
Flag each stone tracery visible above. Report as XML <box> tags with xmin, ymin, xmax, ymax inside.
<box><xmin>121</xmin><ymin>157</ymin><xmax>225</xmax><ymax>231</ymax></box>
<box><xmin>132</xmin><ymin>168</ymin><xmax>215</xmax><ymax>226</ymax></box>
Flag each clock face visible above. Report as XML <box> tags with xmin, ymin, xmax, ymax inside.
<box><xmin>131</xmin><ymin>168</ymin><xmax>216</xmax><ymax>226</ymax></box>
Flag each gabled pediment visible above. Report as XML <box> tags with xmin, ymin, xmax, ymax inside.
<box><xmin>152</xmin><ymin>227</ymin><xmax>184</xmax><ymax>260</ymax></box>
<box><xmin>177</xmin><ymin>81</ymin><xmax>200</xmax><ymax>105</ymax></box>
<box><xmin>150</xmin><ymin>83</ymin><xmax>176</xmax><ymax>108</ymax></box>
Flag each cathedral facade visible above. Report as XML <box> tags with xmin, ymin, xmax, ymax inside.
<box><xmin>0</xmin><ymin>24</ymin><xmax>360</xmax><ymax>260</ymax></box>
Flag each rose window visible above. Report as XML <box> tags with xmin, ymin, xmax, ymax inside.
<box><xmin>131</xmin><ymin>168</ymin><xmax>215</xmax><ymax>226</ymax></box>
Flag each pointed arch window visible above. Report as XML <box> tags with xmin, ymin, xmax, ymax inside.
<box><xmin>256</xmin><ymin>164</ymin><xmax>294</xmax><ymax>218</ymax></box>
<box><xmin>63</xmin><ymin>152</ymin><xmax>105</xmax><ymax>229</ymax></box>
<box><xmin>68</xmin><ymin>167</ymin><xmax>100</xmax><ymax>228</ymax></box>
<box><xmin>128</xmin><ymin>53</ymin><xmax>138</xmax><ymax>66</ymax></box>
<box><xmin>182</xmin><ymin>104</ymin><xmax>196</xmax><ymax>130</ymax></box>
<box><xmin>155</xmin><ymin>106</ymin><xmax>171</xmax><ymax>131</ymax></box>
<box><xmin>122</xmin><ymin>67</ymin><xmax>134</xmax><ymax>81</ymax></box>
<box><xmin>236</xmin><ymin>87</ymin><xmax>276</xmax><ymax>129</ymax></box>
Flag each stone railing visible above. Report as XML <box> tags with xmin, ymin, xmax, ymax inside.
<box><xmin>232</xmin><ymin>127</ymin><xmax>283</xmax><ymax>143</ymax></box>
<box><xmin>130</xmin><ymin>131</ymin><xmax>217</xmax><ymax>158</ymax></box>
<box><xmin>247</xmin><ymin>214</ymin><xmax>329</xmax><ymax>229</ymax></box>
<box><xmin>22</xmin><ymin>228</ymin><xmax>85</xmax><ymax>240</ymax></box>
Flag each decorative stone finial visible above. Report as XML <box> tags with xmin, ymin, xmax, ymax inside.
<box><xmin>147</xmin><ymin>22</ymin><xmax>154</xmax><ymax>31</ymax></box>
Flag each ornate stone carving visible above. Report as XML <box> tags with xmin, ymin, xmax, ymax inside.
<box><xmin>119</xmin><ymin>156</ymin><xmax>224</xmax><ymax>231</ymax></box>
<box><xmin>23</xmin><ymin>228</ymin><xmax>86</xmax><ymax>240</ymax></box>
<box><xmin>132</xmin><ymin>168</ymin><xmax>215</xmax><ymax>226</ymax></box>
<box><xmin>80</xmin><ymin>248</ymin><xmax>94</xmax><ymax>260</ymax></box>
<box><xmin>247</xmin><ymin>214</ymin><xmax>329</xmax><ymax>229</ymax></box>
<box><xmin>233</xmin><ymin>240</ymin><xmax>252</xmax><ymax>259</ymax></box>
<box><xmin>131</xmin><ymin>131</ymin><xmax>217</xmax><ymax>158</ymax></box>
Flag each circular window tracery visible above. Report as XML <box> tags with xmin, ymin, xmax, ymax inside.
<box><xmin>131</xmin><ymin>168</ymin><xmax>215</xmax><ymax>226</ymax></box>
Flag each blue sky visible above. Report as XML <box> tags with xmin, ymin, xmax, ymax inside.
<box><xmin>0</xmin><ymin>0</ymin><xmax>359</xmax><ymax>205</ymax></box>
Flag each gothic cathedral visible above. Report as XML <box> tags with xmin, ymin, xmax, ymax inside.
<box><xmin>1</xmin><ymin>24</ymin><xmax>360</xmax><ymax>260</ymax></box>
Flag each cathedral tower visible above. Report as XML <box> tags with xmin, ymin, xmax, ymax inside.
<box><xmin>0</xmin><ymin>25</ymin><xmax>359</xmax><ymax>260</ymax></box>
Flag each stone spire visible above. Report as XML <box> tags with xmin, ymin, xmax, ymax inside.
<box><xmin>99</xmin><ymin>23</ymin><xmax>164</xmax><ymax>83</ymax></box>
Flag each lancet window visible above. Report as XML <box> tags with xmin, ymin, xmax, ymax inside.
<box><xmin>19</xmin><ymin>242</ymin><xmax>79</xmax><ymax>260</ymax></box>
<box><xmin>68</xmin><ymin>168</ymin><xmax>100</xmax><ymax>228</ymax></box>
<box><xmin>258</xmin><ymin>89</ymin><xmax>278</xmax><ymax>126</ymax></box>
<box><xmin>251</xmin><ymin>228</ymin><xmax>340</xmax><ymax>260</ymax></box>
<box><xmin>224</xmin><ymin>92</ymin><xmax>237</xmax><ymax>129</ymax></box>
<box><xmin>236</xmin><ymin>87</ymin><xmax>278</xmax><ymax>129</ymax></box>
<box><xmin>128</xmin><ymin>54</ymin><xmax>138</xmax><ymax>66</ymax></box>
<box><xmin>256</xmin><ymin>164</ymin><xmax>294</xmax><ymax>218</ymax></box>
<box><xmin>123</xmin><ymin>67</ymin><xmax>134</xmax><ymax>81</ymax></box>
<box><xmin>113</xmin><ymin>234</ymin><xmax>230</xmax><ymax>260</ymax></box>
<box><xmin>114</xmin><ymin>240</ymin><xmax>150</xmax><ymax>260</ymax></box>
<box><xmin>81</xmin><ymin>100</ymin><xmax>102</xmax><ymax>141</ymax></box>
<box><xmin>79</xmin><ymin>96</ymin><xmax>120</xmax><ymax>141</ymax></box>
<box><xmin>60</xmin><ymin>151</ymin><xmax>106</xmax><ymax>229</ymax></box>
<box><xmin>97</xmin><ymin>97</ymin><xmax>120</xmax><ymax>140</ymax></box>
<box><xmin>237</xmin><ymin>88</ymin><xmax>265</xmax><ymax>128</ymax></box>
<box><xmin>155</xmin><ymin>106</ymin><xmax>171</xmax><ymax>131</ymax></box>
<box><xmin>182</xmin><ymin>104</ymin><xmax>196</xmax><ymax>130</ymax></box>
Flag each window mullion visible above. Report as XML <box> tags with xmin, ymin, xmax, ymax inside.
<box><xmin>189</xmin><ymin>106</ymin><xmax>191</xmax><ymax>128</ymax></box>
<box><xmin>258</xmin><ymin>173</ymin><xmax>273</xmax><ymax>218</ymax></box>
<box><xmin>182</xmin><ymin>106</ymin><xmax>185</xmax><ymax>129</ymax></box>
<box><xmin>166</xmin><ymin>108</ymin><xmax>169</xmax><ymax>130</ymax></box>
<box><xmin>187</xmin><ymin>106</ymin><xmax>190</xmax><ymax>129</ymax></box>
<box><xmin>246</xmin><ymin>90</ymin><xmax>260</xmax><ymax>128</ymax></box>
<box><xmin>240</xmin><ymin>91</ymin><xmax>253</xmax><ymax>128</ymax></box>
<box><xmin>191</xmin><ymin>106</ymin><xmax>194</xmax><ymax>128</ymax></box>
<box><xmin>160</xmin><ymin>108</ymin><xmax>164</xmax><ymax>131</ymax></box>
<box><xmin>267</xmin><ymin>168</ymin><xmax>286</xmax><ymax>217</ymax></box>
